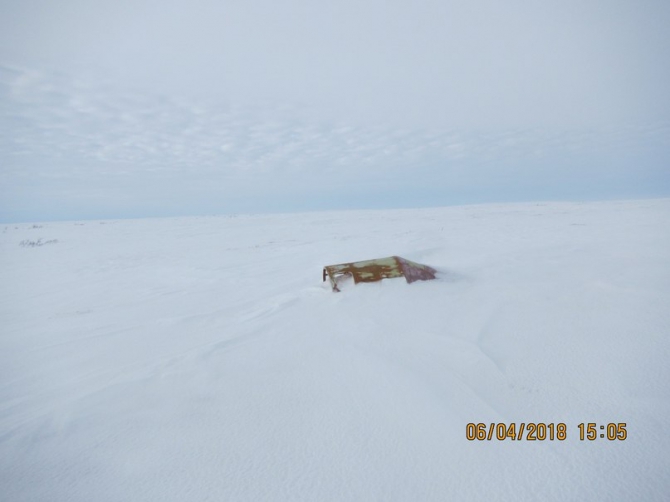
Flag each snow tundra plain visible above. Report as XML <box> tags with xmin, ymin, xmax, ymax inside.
<box><xmin>1</xmin><ymin>199</ymin><xmax>669</xmax><ymax>501</ymax></box>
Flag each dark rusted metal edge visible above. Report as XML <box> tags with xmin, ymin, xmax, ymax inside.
<box><xmin>323</xmin><ymin>256</ymin><xmax>436</xmax><ymax>292</ymax></box>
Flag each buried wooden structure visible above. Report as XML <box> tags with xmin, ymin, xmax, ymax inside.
<box><xmin>323</xmin><ymin>256</ymin><xmax>437</xmax><ymax>292</ymax></box>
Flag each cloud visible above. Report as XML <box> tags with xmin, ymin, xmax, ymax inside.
<box><xmin>1</xmin><ymin>63</ymin><xmax>668</xmax><ymax>222</ymax></box>
<box><xmin>1</xmin><ymin>0</ymin><xmax>669</xmax><ymax>221</ymax></box>
<box><xmin>1</xmin><ymin>0</ymin><xmax>669</xmax><ymax>129</ymax></box>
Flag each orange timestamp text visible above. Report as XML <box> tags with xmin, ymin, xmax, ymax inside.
<box><xmin>466</xmin><ymin>422</ymin><xmax>627</xmax><ymax>441</ymax></box>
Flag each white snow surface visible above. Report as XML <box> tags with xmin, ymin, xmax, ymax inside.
<box><xmin>1</xmin><ymin>199</ymin><xmax>669</xmax><ymax>501</ymax></box>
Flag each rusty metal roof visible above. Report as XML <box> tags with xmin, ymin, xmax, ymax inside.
<box><xmin>323</xmin><ymin>256</ymin><xmax>436</xmax><ymax>292</ymax></box>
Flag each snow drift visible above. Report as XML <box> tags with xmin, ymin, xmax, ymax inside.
<box><xmin>1</xmin><ymin>199</ymin><xmax>669</xmax><ymax>501</ymax></box>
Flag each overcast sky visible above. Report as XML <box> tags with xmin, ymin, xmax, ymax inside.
<box><xmin>1</xmin><ymin>0</ymin><xmax>669</xmax><ymax>222</ymax></box>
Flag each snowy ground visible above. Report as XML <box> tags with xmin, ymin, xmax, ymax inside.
<box><xmin>1</xmin><ymin>199</ymin><xmax>669</xmax><ymax>501</ymax></box>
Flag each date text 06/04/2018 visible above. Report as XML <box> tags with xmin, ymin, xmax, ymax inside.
<box><xmin>465</xmin><ymin>423</ymin><xmax>627</xmax><ymax>441</ymax></box>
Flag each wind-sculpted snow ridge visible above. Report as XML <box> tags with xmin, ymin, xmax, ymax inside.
<box><xmin>1</xmin><ymin>200</ymin><xmax>670</xmax><ymax>501</ymax></box>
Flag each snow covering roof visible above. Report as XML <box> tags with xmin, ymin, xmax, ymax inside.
<box><xmin>323</xmin><ymin>256</ymin><xmax>437</xmax><ymax>291</ymax></box>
